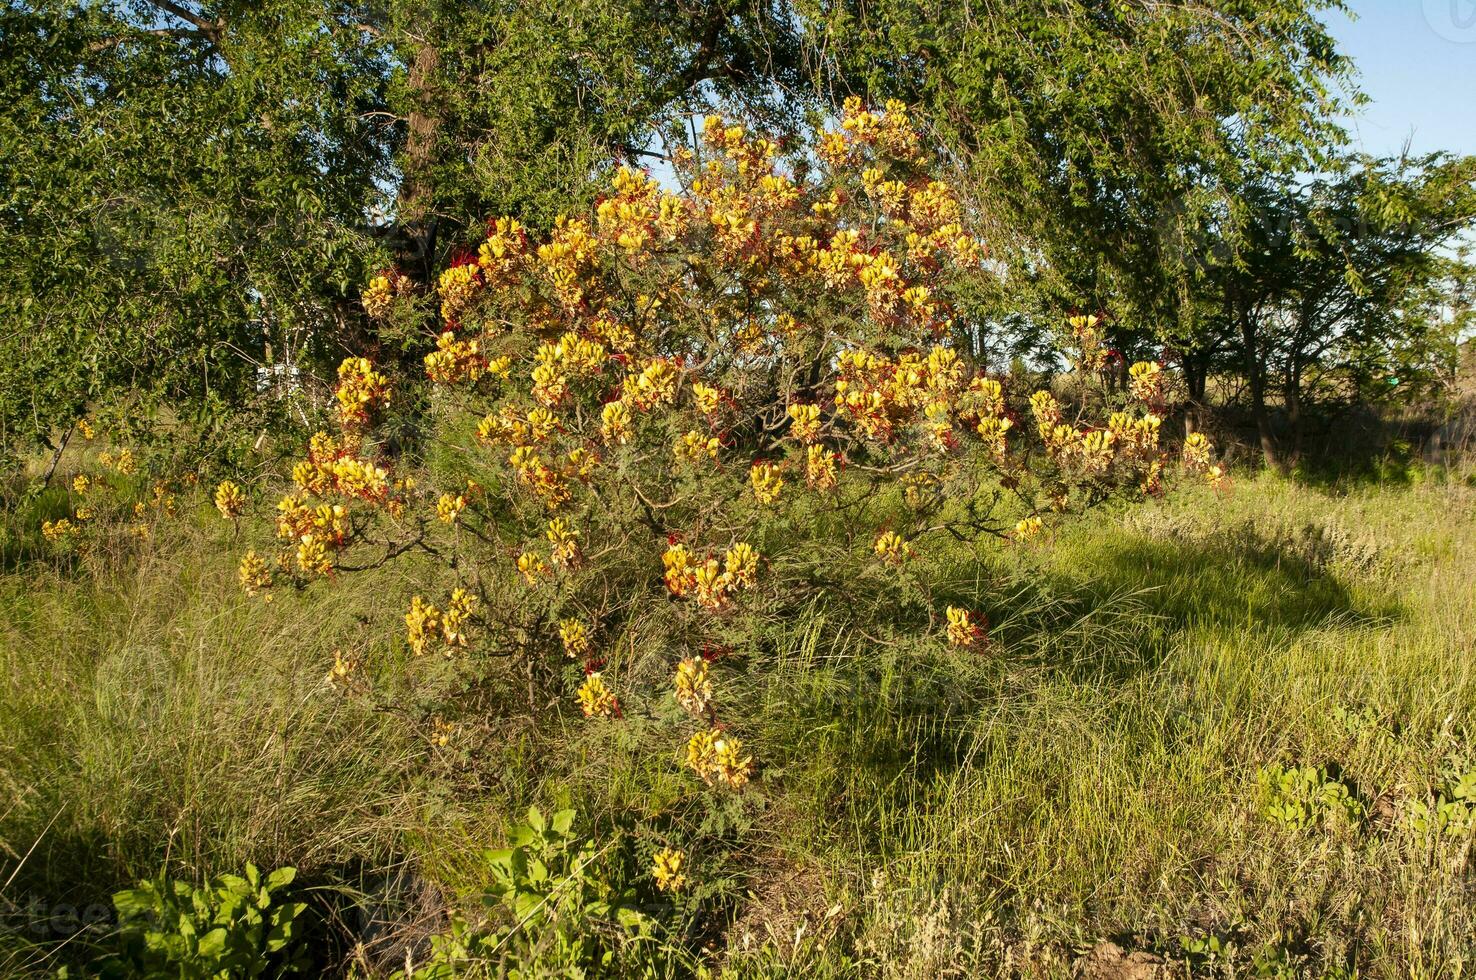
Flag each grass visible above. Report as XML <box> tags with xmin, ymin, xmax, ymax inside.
<box><xmin>2</xmin><ymin>468</ymin><xmax>1475</xmax><ymax>977</ymax></box>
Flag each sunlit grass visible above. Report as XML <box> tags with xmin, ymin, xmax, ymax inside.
<box><xmin>2</xmin><ymin>470</ymin><xmax>1474</xmax><ymax>976</ymax></box>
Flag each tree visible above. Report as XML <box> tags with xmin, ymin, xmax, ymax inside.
<box><xmin>1196</xmin><ymin>153</ymin><xmax>1476</xmax><ymax>468</ymax></box>
<box><xmin>795</xmin><ymin>0</ymin><xmax>1356</xmax><ymax>342</ymax></box>
<box><xmin>0</xmin><ymin>0</ymin><xmax>807</xmax><ymax>464</ymax></box>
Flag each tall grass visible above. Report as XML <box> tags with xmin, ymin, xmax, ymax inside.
<box><xmin>2</xmin><ymin>471</ymin><xmax>1475</xmax><ymax>976</ymax></box>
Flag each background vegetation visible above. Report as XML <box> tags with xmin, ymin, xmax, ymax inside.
<box><xmin>3</xmin><ymin>0</ymin><xmax>1476</xmax><ymax>977</ymax></box>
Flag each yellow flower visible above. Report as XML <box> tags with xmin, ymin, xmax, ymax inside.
<box><xmin>651</xmin><ymin>848</ymin><xmax>688</xmax><ymax>893</ymax></box>
<box><xmin>945</xmin><ymin>606</ymin><xmax>985</xmax><ymax>649</ymax></box>
<box><xmin>362</xmin><ymin>274</ymin><xmax>396</xmax><ymax>318</ymax></box>
<box><xmin>406</xmin><ymin>596</ymin><xmax>441</xmax><ymax>656</ymax></box>
<box><xmin>296</xmin><ymin>535</ymin><xmax>333</xmax><ymax>576</ymax></box>
<box><xmin>441</xmin><ymin>588</ymin><xmax>478</xmax><ymax>649</ymax></box>
<box><xmin>675</xmin><ymin>429</ymin><xmax>720</xmax><ymax>463</ymax></box>
<box><xmin>873</xmin><ymin>530</ymin><xmax>912</xmax><ymax>566</ymax></box>
<box><xmin>545</xmin><ymin>517</ymin><xmax>580</xmax><ymax>568</ymax></box>
<box><xmin>750</xmin><ymin>462</ymin><xmax>784</xmax><ymax>505</ymax></box>
<box><xmin>98</xmin><ymin>448</ymin><xmax>136</xmax><ymax>475</ymax></box>
<box><xmin>76</xmin><ymin>418</ymin><xmax>95</xmax><ymax>440</ymax></box>
<box><xmin>41</xmin><ymin>518</ymin><xmax>77</xmax><ymax>542</ymax></box>
<box><xmin>436</xmin><ymin>492</ymin><xmax>467</xmax><ymax>524</ymax></box>
<box><xmin>691</xmin><ymin>382</ymin><xmax>722</xmax><ymax>415</ymax></box>
<box><xmin>516</xmin><ymin>551</ymin><xmax>548</xmax><ymax>586</ymax></box>
<box><xmin>685</xmin><ymin>728</ymin><xmax>752</xmax><ymax>789</ymax></box>
<box><xmin>787</xmin><ymin>403</ymin><xmax>822</xmax><ymax>443</ymax></box>
<box><xmin>327</xmin><ymin>648</ymin><xmax>366</xmax><ymax>692</ymax></box>
<box><xmin>425</xmin><ymin>330</ymin><xmax>485</xmax><ymax>385</ymax></box>
<box><xmin>1014</xmin><ymin>516</ymin><xmax>1043</xmax><ymax>540</ymax></box>
<box><xmin>429</xmin><ymin>717</ymin><xmax>458</xmax><ymax>748</ymax></box>
<box><xmin>334</xmin><ymin>357</ymin><xmax>391</xmax><ymax>429</ymax></box>
<box><xmin>723</xmin><ymin>542</ymin><xmax>759</xmax><ymax>588</ymax></box>
<box><xmin>577</xmin><ymin>672</ymin><xmax>619</xmax><ymax>718</ymax></box>
<box><xmin>1182</xmin><ymin>432</ymin><xmax>1214</xmax><ymax>471</ymax></box>
<box><xmin>559</xmin><ymin>618</ymin><xmax>591</xmax><ymax>658</ymax></box>
<box><xmin>674</xmin><ymin>657</ymin><xmax>712</xmax><ymax>717</ymax></box>
<box><xmin>600</xmin><ymin>400</ymin><xmax>633</xmax><ymax>445</ymax></box>
<box><xmin>73</xmin><ymin>506</ymin><xmax>93</xmax><ymax>522</ymax></box>
<box><xmin>215</xmin><ymin>480</ymin><xmax>245</xmax><ymax>520</ymax></box>
<box><xmin>1128</xmin><ymin>360</ymin><xmax>1163</xmax><ymax>403</ymax></box>
<box><xmin>238</xmin><ymin>550</ymin><xmax>273</xmax><ymax>596</ymax></box>
<box><xmin>437</xmin><ymin>262</ymin><xmax>482</xmax><ymax>321</ymax></box>
<box><xmin>629</xmin><ymin>358</ymin><xmax>680</xmax><ymax>409</ymax></box>
<box><xmin>805</xmin><ymin>445</ymin><xmax>839</xmax><ymax>491</ymax></box>
<box><xmin>662</xmin><ymin>544</ymin><xmax>697</xmax><ymax>597</ymax></box>
<box><xmin>693</xmin><ymin>559</ymin><xmax>731</xmax><ymax>610</ymax></box>
<box><xmin>71</xmin><ymin>474</ymin><xmax>91</xmax><ymax>495</ymax></box>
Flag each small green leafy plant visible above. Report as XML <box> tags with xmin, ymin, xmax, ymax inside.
<box><xmin>1407</xmin><ymin>768</ymin><xmax>1476</xmax><ymax>838</ymax></box>
<box><xmin>403</xmin><ymin>807</ymin><xmax>664</xmax><ymax>979</ymax></box>
<box><xmin>1256</xmin><ymin>763</ymin><xmax>1366</xmax><ymax>830</ymax></box>
<box><xmin>91</xmin><ymin>864</ymin><xmax>307</xmax><ymax>979</ymax></box>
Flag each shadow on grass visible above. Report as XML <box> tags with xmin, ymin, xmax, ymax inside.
<box><xmin>769</xmin><ymin>519</ymin><xmax>1399</xmax><ymax>858</ymax></box>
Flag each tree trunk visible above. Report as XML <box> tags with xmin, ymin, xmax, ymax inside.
<box><xmin>1238</xmin><ymin>304</ymin><xmax>1283</xmax><ymax>472</ymax></box>
<box><xmin>1182</xmin><ymin>348</ymin><xmax>1208</xmax><ymax>436</ymax></box>
<box><xmin>1284</xmin><ymin>363</ymin><xmax>1304</xmax><ymax>469</ymax></box>
<box><xmin>394</xmin><ymin>38</ymin><xmax>442</xmax><ymax>284</ymax></box>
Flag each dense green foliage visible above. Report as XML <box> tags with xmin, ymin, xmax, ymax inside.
<box><xmin>11</xmin><ymin>0</ymin><xmax>1470</xmax><ymax>474</ymax></box>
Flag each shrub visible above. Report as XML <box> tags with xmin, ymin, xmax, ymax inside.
<box><xmin>400</xmin><ymin>808</ymin><xmax>666</xmax><ymax>978</ymax></box>
<box><xmin>87</xmin><ymin>864</ymin><xmax>307</xmax><ymax>979</ymax></box>
<box><xmin>232</xmin><ymin>101</ymin><xmax>1222</xmax><ymax>913</ymax></box>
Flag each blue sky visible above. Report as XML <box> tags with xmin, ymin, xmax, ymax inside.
<box><xmin>1330</xmin><ymin>0</ymin><xmax>1476</xmax><ymax>158</ymax></box>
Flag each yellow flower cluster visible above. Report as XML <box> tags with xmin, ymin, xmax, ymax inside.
<box><xmin>685</xmin><ymin>728</ymin><xmax>752</xmax><ymax>789</ymax></box>
<box><xmin>945</xmin><ymin>606</ymin><xmax>984</xmax><ymax>649</ymax></box>
<box><xmin>437</xmin><ymin>262</ymin><xmax>483</xmax><ymax>323</ymax></box>
<box><xmin>663</xmin><ymin>542</ymin><xmax>760</xmax><ymax>610</ymax></box>
<box><xmin>477</xmin><ymin>217</ymin><xmax>528</xmax><ymax>284</ymax></box>
<box><xmin>1067</xmin><ymin>314</ymin><xmax>1109</xmax><ymax>372</ymax></box>
<box><xmin>425</xmin><ymin>330</ymin><xmax>492</xmax><ymax>385</ymax></box>
<box><xmin>41</xmin><ymin>518</ymin><xmax>76</xmax><ymax>542</ymax></box>
<box><xmin>749</xmin><ymin>461</ymin><xmax>784</xmax><ymax>505</ymax></box>
<box><xmin>805</xmin><ymin>445</ymin><xmax>840</xmax><ymax>491</ymax></box>
<box><xmin>558</xmin><ymin>618</ymin><xmax>591</xmax><ymax>658</ymax></box>
<box><xmin>71</xmin><ymin>474</ymin><xmax>91</xmax><ymax>495</ymax></box>
<box><xmin>596</xmin><ymin>166</ymin><xmax>687</xmax><ymax>255</ymax></box>
<box><xmin>675</xmin><ymin>429</ymin><xmax>720</xmax><ymax>463</ymax></box>
<box><xmin>326</xmin><ymin>648</ymin><xmax>366</xmax><ymax>693</ymax></box>
<box><xmin>787</xmin><ymin>403</ymin><xmax>822</xmax><ymax>443</ymax></box>
<box><xmin>674</xmin><ymin>656</ymin><xmax>713</xmax><ymax>718</ymax></box>
<box><xmin>514</xmin><ymin>550</ymin><xmax>547</xmax><ymax>586</ymax></box>
<box><xmin>874</xmin><ymin>530</ymin><xmax>913</xmax><ymax>566</ymax></box>
<box><xmin>651</xmin><ymin>848</ymin><xmax>687</xmax><ymax>893</ymax></box>
<box><xmin>1129</xmin><ymin>360</ymin><xmax>1163</xmax><ymax>403</ymax></box>
<box><xmin>334</xmin><ymin>357</ymin><xmax>391</xmax><ymax>430</ymax></box>
<box><xmin>362</xmin><ymin>272</ymin><xmax>400</xmax><ymax>319</ymax></box>
<box><xmin>545</xmin><ymin>517</ymin><xmax>580</xmax><ymax>568</ymax></box>
<box><xmin>97</xmin><ymin>448</ymin><xmax>135</xmax><ymax>475</ymax></box>
<box><xmin>238</xmin><ymin>550</ymin><xmax>273</xmax><ymax>597</ymax></box>
<box><xmin>537</xmin><ymin>216</ymin><xmax>600</xmax><ymax>308</ymax></box>
<box><xmin>214</xmin><ymin>480</ymin><xmax>245</xmax><ymax>520</ymax></box>
<box><xmin>578</xmin><ymin>672</ymin><xmax>619</xmax><ymax>718</ymax></box>
<box><xmin>406</xmin><ymin>590</ymin><xmax>481</xmax><ymax>657</ymax></box>
<box><xmin>833</xmin><ymin>346</ymin><xmax>966</xmax><ymax>444</ymax></box>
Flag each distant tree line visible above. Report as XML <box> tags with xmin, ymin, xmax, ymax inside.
<box><xmin>3</xmin><ymin>0</ymin><xmax>1472</xmax><ymax>470</ymax></box>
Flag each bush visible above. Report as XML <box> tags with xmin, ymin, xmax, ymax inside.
<box><xmin>227</xmin><ymin>101</ymin><xmax>1223</xmax><ymax>929</ymax></box>
<box><xmin>87</xmin><ymin>864</ymin><xmax>307</xmax><ymax>979</ymax></box>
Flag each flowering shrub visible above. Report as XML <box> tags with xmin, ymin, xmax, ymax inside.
<box><xmin>236</xmin><ymin>101</ymin><xmax>1219</xmax><ymax>866</ymax></box>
